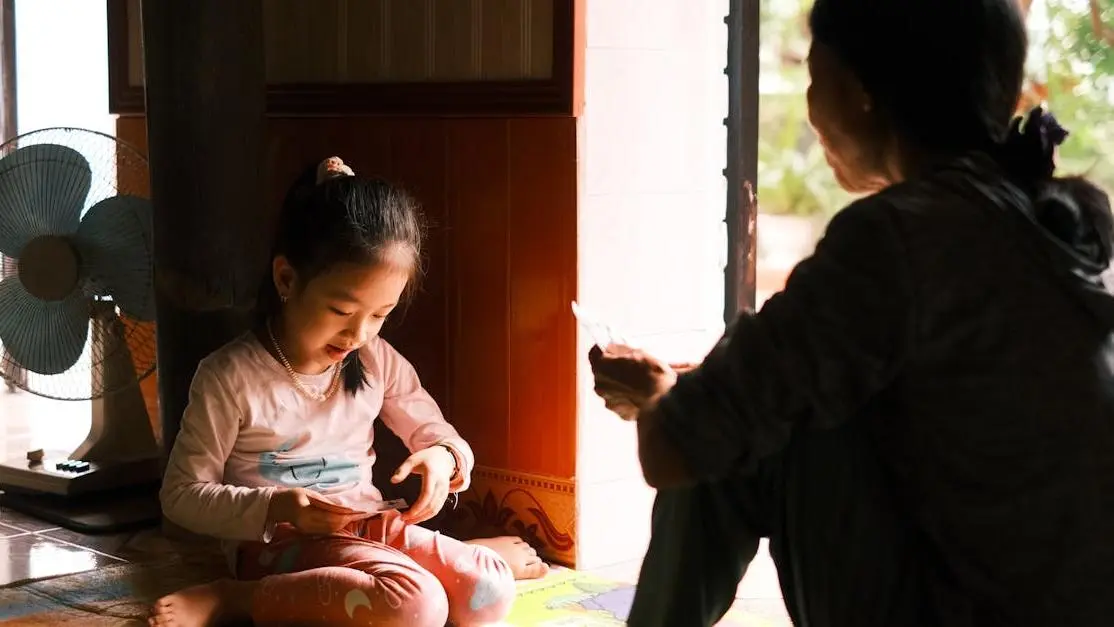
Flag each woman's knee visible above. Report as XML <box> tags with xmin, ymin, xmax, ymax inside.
<box><xmin>446</xmin><ymin>547</ymin><xmax>517</xmax><ymax>625</ymax></box>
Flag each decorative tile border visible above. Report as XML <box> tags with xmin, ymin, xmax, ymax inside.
<box><xmin>444</xmin><ymin>466</ymin><xmax>577</xmax><ymax>566</ymax></box>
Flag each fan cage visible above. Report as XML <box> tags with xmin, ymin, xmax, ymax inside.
<box><xmin>0</xmin><ymin>127</ymin><xmax>156</xmax><ymax>401</ymax></box>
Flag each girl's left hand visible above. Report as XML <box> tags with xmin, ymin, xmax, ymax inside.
<box><xmin>391</xmin><ymin>446</ymin><xmax>457</xmax><ymax>524</ymax></box>
<box><xmin>588</xmin><ymin>344</ymin><xmax>680</xmax><ymax>420</ymax></box>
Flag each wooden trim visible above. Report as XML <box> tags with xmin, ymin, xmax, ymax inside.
<box><xmin>568</xmin><ymin>0</ymin><xmax>586</xmax><ymax>116</ymax></box>
<box><xmin>107</xmin><ymin>0</ymin><xmax>137</xmax><ymax>114</ymax></box>
<box><xmin>107</xmin><ymin>0</ymin><xmax>579</xmax><ymax>117</ymax></box>
<box><xmin>442</xmin><ymin>466</ymin><xmax>577</xmax><ymax>567</ymax></box>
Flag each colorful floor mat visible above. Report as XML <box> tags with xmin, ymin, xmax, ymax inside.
<box><xmin>503</xmin><ymin>568</ymin><xmax>790</xmax><ymax>626</ymax></box>
<box><xmin>0</xmin><ymin>560</ymin><xmax>790</xmax><ymax>626</ymax></box>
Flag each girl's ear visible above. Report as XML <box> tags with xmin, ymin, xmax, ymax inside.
<box><xmin>273</xmin><ymin>255</ymin><xmax>298</xmax><ymax>301</ymax></box>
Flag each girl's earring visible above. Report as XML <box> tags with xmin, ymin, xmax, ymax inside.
<box><xmin>280</xmin><ymin>294</ymin><xmax>289</xmax><ymax>304</ymax></box>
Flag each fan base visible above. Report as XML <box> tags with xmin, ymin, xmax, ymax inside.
<box><xmin>0</xmin><ymin>454</ymin><xmax>160</xmax><ymax>495</ymax></box>
<box><xmin>0</xmin><ymin>455</ymin><xmax>162</xmax><ymax>533</ymax></box>
<box><xmin>0</xmin><ymin>454</ymin><xmax>162</xmax><ymax>533</ymax></box>
<box><xmin>0</xmin><ymin>482</ymin><xmax>160</xmax><ymax>534</ymax></box>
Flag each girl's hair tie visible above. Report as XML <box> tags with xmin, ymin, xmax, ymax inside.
<box><xmin>315</xmin><ymin>156</ymin><xmax>355</xmax><ymax>185</ymax></box>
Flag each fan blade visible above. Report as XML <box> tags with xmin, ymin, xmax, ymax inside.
<box><xmin>74</xmin><ymin>195</ymin><xmax>155</xmax><ymax>321</ymax></box>
<box><xmin>0</xmin><ymin>275</ymin><xmax>89</xmax><ymax>375</ymax></box>
<box><xmin>0</xmin><ymin>143</ymin><xmax>93</xmax><ymax>258</ymax></box>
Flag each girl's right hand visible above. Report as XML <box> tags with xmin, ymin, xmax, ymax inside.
<box><xmin>268</xmin><ymin>488</ymin><xmax>369</xmax><ymax>535</ymax></box>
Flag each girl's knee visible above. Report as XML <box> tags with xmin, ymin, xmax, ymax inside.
<box><xmin>447</xmin><ymin>551</ymin><xmax>517</xmax><ymax>625</ymax></box>
<box><xmin>386</xmin><ymin>568</ymin><xmax>449</xmax><ymax>627</ymax></box>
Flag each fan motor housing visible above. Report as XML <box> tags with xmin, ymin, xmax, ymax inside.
<box><xmin>17</xmin><ymin>235</ymin><xmax>80</xmax><ymax>301</ymax></box>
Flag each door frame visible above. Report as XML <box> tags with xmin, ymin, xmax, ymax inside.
<box><xmin>724</xmin><ymin>0</ymin><xmax>760</xmax><ymax>320</ymax></box>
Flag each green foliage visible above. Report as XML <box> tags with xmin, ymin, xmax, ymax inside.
<box><xmin>1050</xmin><ymin>0</ymin><xmax>1114</xmax><ymax>87</ymax></box>
<box><xmin>757</xmin><ymin>0</ymin><xmax>850</xmax><ymax>218</ymax></box>
<box><xmin>1038</xmin><ymin>0</ymin><xmax>1114</xmax><ymax>191</ymax></box>
<box><xmin>757</xmin><ymin>93</ymin><xmax>851</xmax><ymax>217</ymax></box>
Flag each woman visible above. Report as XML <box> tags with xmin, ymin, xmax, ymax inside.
<box><xmin>590</xmin><ymin>0</ymin><xmax>1114</xmax><ymax>625</ymax></box>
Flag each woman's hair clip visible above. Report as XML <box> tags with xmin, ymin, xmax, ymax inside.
<box><xmin>315</xmin><ymin>156</ymin><xmax>355</xmax><ymax>185</ymax></box>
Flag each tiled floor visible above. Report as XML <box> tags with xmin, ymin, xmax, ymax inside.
<box><xmin>0</xmin><ymin>386</ymin><xmax>791</xmax><ymax>625</ymax></box>
<box><xmin>0</xmin><ymin>514</ymin><xmax>124</xmax><ymax>583</ymax></box>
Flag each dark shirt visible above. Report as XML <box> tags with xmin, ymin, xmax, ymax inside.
<box><xmin>659</xmin><ymin>154</ymin><xmax>1114</xmax><ymax>624</ymax></box>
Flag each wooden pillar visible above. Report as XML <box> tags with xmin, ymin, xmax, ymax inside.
<box><xmin>140</xmin><ymin>0</ymin><xmax>267</xmax><ymax>454</ymax></box>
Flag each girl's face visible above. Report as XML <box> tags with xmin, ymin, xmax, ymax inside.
<box><xmin>272</xmin><ymin>255</ymin><xmax>410</xmax><ymax>374</ymax></box>
<box><xmin>805</xmin><ymin>42</ymin><xmax>892</xmax><ymax>193</ymax></box>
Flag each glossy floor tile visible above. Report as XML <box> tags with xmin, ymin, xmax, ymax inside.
<box><xmin>0</xmin><ymin>532</ymin><xmax>124</xmax><ymax>586</ymax></box>
<box><xmin>0</xmin><ymin>508</ymin><xmax>57</xmax><ymax>534</ymax></box>
<box><xmin>35</xmin><ymin>527</ymin><xmax>179</xmax><ymax>564</ymax></box>
<box><xmin>0</xmin><ymin>521</ymin><xmax>25</xmax><ymax>537</ymax></box>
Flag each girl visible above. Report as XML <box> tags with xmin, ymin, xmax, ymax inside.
<box><xmin>149</xmin><ymin>157</ymin><xmax>545</xmax><ymax>627</ymax></box>
<box><xmin>591</xmin><ymin>0</ymin><xmax>1114</xmax><ymax>625</ymax></box>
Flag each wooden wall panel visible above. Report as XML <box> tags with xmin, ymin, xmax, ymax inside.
<box><xmin>444</xmin><ymin>119</ymin><xmax>511</xmax><ymax>469</ymax></box>
<box><xmin>429</xmin><ymin>1</ymin><xmax>476</xmax><ymax>81</ymax></box>
<box><xmin>117</xmin><ymin>114</ymin><xmax>578</xmax><ymax>560</ymax></box>
<box><xmin>121</xmin><ymin>0</ymin><xmax>553</xmax><ymax>86</ymax></box>
<box><xmin>379</xmin><ymin>0</ymin><xmax>430</xmax><ymax>82</ymax></box>
<box><xmin>262</xmin><ymin>1</ymin><xmax>341</xmax><ymax>84</ymax></box>
<box><xmin>109</xmin><ymin>0</ymin><xmax>578</xmax><ymax>116</ymax></box>
<box><xmin>505</xmin><ymin>118</ymin><xmax>576</xmax><ymax>473</ymax></box>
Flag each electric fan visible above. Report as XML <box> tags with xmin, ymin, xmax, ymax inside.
<box><xmin>0</xmin><ymin>127</ymin><xmax>160</xmax><ymax>522</ymax></box>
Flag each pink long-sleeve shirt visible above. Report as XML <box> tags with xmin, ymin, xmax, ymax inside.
<box><xmin>160</xmin><ymin>331</ymin><xmax>473</xmax><ymax>560</ymax></box>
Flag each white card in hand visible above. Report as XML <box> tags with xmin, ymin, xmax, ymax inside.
<box><xmin>362</xmin><ymin>498</ymin><xmax>409</xmax><ymax>515</ymax></box>
<box><xmin>571</xmin><ymin>301</ymin><xmax>632</xmax><ymax>347</ymax></box>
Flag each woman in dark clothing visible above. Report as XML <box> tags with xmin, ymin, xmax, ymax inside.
<box><xmin>588</xmin><ymin>0</ymin><xmax>1114</xmax><ymax>625</ymax></box>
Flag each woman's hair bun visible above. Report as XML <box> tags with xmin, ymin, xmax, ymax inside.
<box><xmin>996</xmin><ymin>107</ymin><xmax>1069</xmax><ymax>186</ymax></box>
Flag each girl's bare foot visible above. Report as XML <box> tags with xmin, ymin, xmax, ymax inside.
<box><xmin>147</xmin><ymin>579</ymin><xmax>255</xmax><ymax>627</ymax></box>
<box><xmin>467</xmin><ymin>536</ymin><xmax>550</xmax><ymax>580</ymax></box>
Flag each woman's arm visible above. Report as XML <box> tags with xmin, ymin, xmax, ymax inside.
<box><xmin>641</xmin><ymin>198</ymin><xmax>917</xmax><ymax>488</ymax></box>
<box><xmin>159</xmin><ymin>364</ymin><xmax>280</xmax><ymax>541</ymax></box>
<box><xmin>374</xmin><ymin>340</ymin><xmax>475</xmax><ymax>492</ymax></box>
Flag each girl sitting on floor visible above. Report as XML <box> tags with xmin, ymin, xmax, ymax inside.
<box><xmin>149</xmin><ymin>157</ymin><xmax>546</xmax><ymax>627</ymax></box>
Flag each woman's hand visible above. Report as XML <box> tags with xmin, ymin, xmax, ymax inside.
<box><xmin>267</xmin><ymin>488</ymin><xmax>369</xmax><ymax>535</ymax></box>
<box><xmin>588</xmin><ymin>344</ymin><xmax>682</xmax><ymax>420</ymax></box>
<box><xmin>392</xmin><ymin>446</ymin><xmax>457</xmax><ymax>524</ymax></box>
